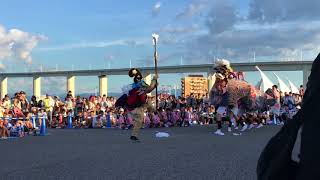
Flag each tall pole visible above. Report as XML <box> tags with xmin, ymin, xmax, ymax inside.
<box><xmin>152</xmin><ymin>34</ymin><xmax>159</xmax><ymax>110</ymax></box>
<box><xmin>154</xmin><ymin>38</ymin><xmax>158</xmax><ymax>110</ymax></box>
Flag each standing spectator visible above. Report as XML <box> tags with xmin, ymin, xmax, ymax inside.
<box><xmin>75</xmin><ymin>96</ymin><xmax>83</xmax><ymax>116</ymax></box>
<box><xmin>65</xmin><ymin>97</ymin><xmax>74</xmax><ymax>114</ymax></box>
<box><xmin>44</xmin><ymin>94</ymin><xmax>53</xmax><ymax>126</ymax></box>
<box><xmin>100</xmin><ymin>96</ymin><xmax>108</xmax><ymax>112</ymax></box>
<box><xmin>20</xmin><ymin>93</ymin><xmax>29</xmax><ymax>117</ymax></box>
<box><xmin>66</xmin><ymin>91</ymin><xmax>73</xmax><ymax>99</ymax></box>
<box><xmin>299</xmin><ymin>85</ymin><xmax>304</xmax><ymax>96</ymax></box>
<box><xmin>3</xmin><ymin>95</ymin><xmax>11</xmax><ymax>110</ymax></box>
<box><xmin>30</xmin><ymin>95</ymin><xmax>38</xmax><ymax>108</ymax></box>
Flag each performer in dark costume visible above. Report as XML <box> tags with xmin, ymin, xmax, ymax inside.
<box><xmin>116</xmin><ymin>68</ymin><xmax>158</xmax><ymax>142</ymax></box>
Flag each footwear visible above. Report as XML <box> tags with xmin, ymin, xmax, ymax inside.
<box><xmin>248</xmin><ymin>124</ymin><xmax>255</xmax><ymax>130</ymax></box>
<box><xmin>214</xmin><ymin>129</ymin><xmax>225</xmax><ymax>136</ymax></box>
<box><xmin>256</xmin><ymin>124</ymin><xmax>263</xmax><ymax>129</ymax></box>
<box><xmin>130</xmin><ymin>136</ymin><xmax>140</xmax><ymax>142</ymax></box>
<box><xmin>228</xmin><ymin>127</ymin><xmax>232</xmax><ymax>132</ymax></box>
<box><xmin>234</xmin><ymin>126</ymin><xmax>239</xmax><ymax>130</ymax></box>
<box><xmin>240</xmin><ymin>125</ymin><xmax>248</xmax><ymax>132</ymax></box>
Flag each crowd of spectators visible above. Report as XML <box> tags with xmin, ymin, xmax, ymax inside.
<box><xmin>0</xmin><ymin>85</ymin><xmax>304</xmax><ymax>139</ymax></box>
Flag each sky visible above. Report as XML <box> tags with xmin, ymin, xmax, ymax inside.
<box><xmin>0</xmin><ymin>0</ymin><xmax>319</xmax><ymax>95</ymax></box>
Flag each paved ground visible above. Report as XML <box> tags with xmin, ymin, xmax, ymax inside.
<box><xmin>0</xmin><ymin>125</ymin><xmax>281</xmax><ymax>180</ymax></box>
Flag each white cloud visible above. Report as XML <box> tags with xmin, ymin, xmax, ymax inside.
<box><xmin>0</xmin><ymin>24</ymin><xmax>47</xmax><ymax>64</ymax></box>
<box><xmin>160</xmin><ymin>24</ymin><xmax>200</xmax><ymax>34</ymax></box>
<box><xmin>168</xmin><ymin>0</ymin><xmax>320</xmax><ymax>63</ymax></box>
<box><xmin>152</xmin><ymin>2</ymin><xmax>161</xmax><ymax>17</ymax></box>
<box><xmin>176</xmin><ymin>0</ymin><xmax>209</xmax><ymax>19</ymax></box>
<box><xmin>38</xmin><ymin>39</ymin><xmax>147</xmax><ymax>51</ymax></box>
<box><xmin>249</xmin><ymin>0</ymin><xmax>320</xmax><ymax>23</ymax></box>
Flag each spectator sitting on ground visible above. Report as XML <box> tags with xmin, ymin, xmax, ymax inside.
<box><xmin>0</xmin><ymin>120</ymin><xmax>9</xmax><ymax>139</ymax></box>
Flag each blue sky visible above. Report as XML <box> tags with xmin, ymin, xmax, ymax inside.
<box><xmin>0</xmin><ymin>0</ymin><xmax>319</xmax><ymax>95</ymax></box>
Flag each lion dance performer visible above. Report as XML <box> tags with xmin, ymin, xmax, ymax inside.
<box><xmin>210</xmin><ymin>59</ymin><xmax>258</xmax><ymax>135</ymax></box>
<box><xmin>116</xmin><ymin>68</ymin><xmax>158</xmax><ymax>142</ymax></box>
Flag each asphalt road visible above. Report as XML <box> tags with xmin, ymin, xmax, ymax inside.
<box><xmin>0</xmin><ymin>125</ymin><xmax>281</xmax><ymax>180</ymax></box>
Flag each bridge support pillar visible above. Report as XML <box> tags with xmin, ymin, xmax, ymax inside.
<box><xmin>33</xmin><ymin>76</ymin><xmax>41</xmax><ymax>100</ymax></box>
<box><xmin>67</xmin><ymin>75</ymin><xmax>75</xmax><ymax>97</ymax></box>
<box><xmin>0</xmin><ymin>77</ymin><xmax>7</xmax><ymax>99</ymax></box>
<box><xmin>303</xmin><ymin>67</ymin><xmax>311</xmax><ymax>90</ymax></box>
<box><xmin>99</xmin><ymin>75</ymin><xmax>108</xmax><ymax>97</ymax></box>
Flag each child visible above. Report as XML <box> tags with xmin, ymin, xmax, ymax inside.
<box><xmin>99</xmin><ymin>111</ymin><xmax>107</xmax><ymax>128</ymax></box>
<box><xmin>165</xmin><ymin>108</ymin><xmax>174</xmax><ymax>127</ymax></box>
<box><xmin>172</xmin><ymin>109</ymin><xmax>181</xmax><ymax>126</ymax></box>
<box><xmin>160</xmin><ymin>108</ymin><xmax>168</xmax><ymax>127</ymax></box>
<box><xmin>183</xmin><ymin>107</ymin><xmax>192</xmax><ymax>126</ymax></box>
<box><xmin>93</xmin><ymin>111</ymin><xmax>103</xmax><ymax>128</ymax></box>
<box><xmin>0</xmin><ymin>120</ymin><xmax>9</xmax><ymax>139</ymax></box>
<box><xmin>143</xmin><ymin>111</ymin><xmax>151</xmax><ymax>128</ymax></box>
<box><xmin>192</xmin><ymin>108</ymin><xmax>199</xmax><ymax>125</ymax></box>
<box><xmin>125</xmin><ymin>112</ymin><xmax>134</xmax><ymax>129</ymax></box>
<box><xmin>109</xmin><ymin>109</ymin><xmax>117</xmax><ymax>127</ymax></box>
<box><xmin>10</xmin><ymin>121</ymin><xmax>24</xmax><ymax>137</ymax></box>
<box><xmin>116</xmin><ymin>108</ymin><xmax>126</xmax><ymax>129</ymax></box>
<box><xmin>153</xmin><ymin>112</ymin><xmax>161</xmax><ymax>128</ymax></box>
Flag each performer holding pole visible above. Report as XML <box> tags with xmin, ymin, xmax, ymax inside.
<box><xmin>128</xmin><ymin>69</ymin><xmax>158</xmax><ymax>142</ymax></box>
<box><xmin>115</xmin><ymin>34</ymin><xmax>159</xmax><ymax>142</ymax></box>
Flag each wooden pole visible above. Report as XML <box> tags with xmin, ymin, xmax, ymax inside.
<box><xmin>153</xmin><ymin>37</ymin><xmax>158</xmax><ymax>110</ymax></box>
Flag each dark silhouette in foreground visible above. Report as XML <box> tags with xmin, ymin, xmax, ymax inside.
<box><xmin>257</xmin><ymin>53</ymin><xmax>320</xmax><ymax>180</ymax></box>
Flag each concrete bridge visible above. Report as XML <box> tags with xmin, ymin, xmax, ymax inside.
<box><xmin>0</xmin><ymin>61</ymin><xmax>313</xmax><ymax>98</ymax></box>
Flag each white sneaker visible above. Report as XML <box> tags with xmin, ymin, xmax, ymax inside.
<box><xmin>214</xmin><ymin>129</ymin><xmax>225</xmax><ymax>136</ymax></box>
<box><xmin>248</xmin><ymin>124</ymin><xmax>255</xmax><ymax>130</ymax></box>
<box><xmin>256</xmin><ymin>124</ymin><xmax>263</xmax><ymax>129</ymax></box>
<box><xmin>228</xmin><ymin>127</ymin><xmax>232</xmax><ymax>132</ymax></box>
<box><xmin>234</xmin><ymin>126</ymin><xmax>239</xmax><ymax>130</ymax></box>
<box><xmin>240</xmin><ymin>125</ymin><xmax>248</xmax><ymax>132</ymax></box>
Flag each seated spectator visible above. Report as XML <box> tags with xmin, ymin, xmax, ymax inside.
<box><xmin>116</xmin><ymin>108</ymin><xmax>126</xmax><ymax>129</ymax></box>
<box><xmin>0</xmin><ymin>120</ymin><xmax>9</xmax><ymax>138</ymax></box>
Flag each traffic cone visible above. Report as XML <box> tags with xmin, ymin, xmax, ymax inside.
<box><xmin>32</xmin><ymin>116</ymin><xmax>37</xmax><ymax>129</ymax></box>
<box><xmin>40</xmin><ymin>116</ymin><xmax>47</xmax><ymax>136</ymax></box>
<box><xmin>67</xmin><ymin>115</ymin><xmax>73</xmax><ymax>129</ymax></box>
<box><xmin>106</xmin><ymin>114</ymin><xmax>112</xmax><ymax>128</ymax></box>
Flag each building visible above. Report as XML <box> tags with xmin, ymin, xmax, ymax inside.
<box><xmin>181</xmin><ymin>75</ymin><xmax>208</xmax><ymax>98</ymax></box>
